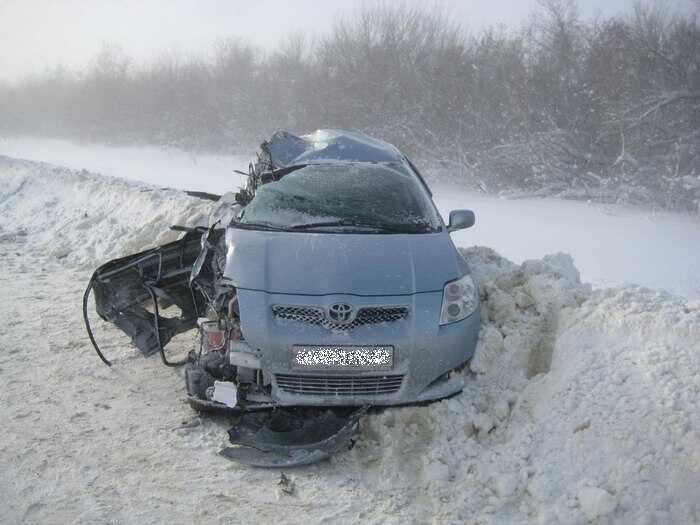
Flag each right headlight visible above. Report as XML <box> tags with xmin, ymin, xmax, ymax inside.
<box><xmin>439</xmin><ymin>273</ymin><xmax>477</xmax><ymax>325</ymax></box>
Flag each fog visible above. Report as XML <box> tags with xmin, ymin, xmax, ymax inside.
<box><xmin>1</xmin><ymin>0</ymin><xmax>696</xmax><ymax>82</ymax></box>
<box><xmin>2</xmin><ymin>1</ymin><xmax>698</xmax><ymax>214</ymax></box>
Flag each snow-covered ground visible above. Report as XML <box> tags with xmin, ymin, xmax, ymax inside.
<box><xmin>2</xmin><ymin>136</ymin><xmax>698</xmax><ymax>298</ymax></box>
<box><xmin>1</xmin><ymin>147</ymin><xmax>700</xmax><ymax>523</ymax></box>
<box><xmin>443</xmin><ymin>191</ymin><xmax>700</xmax><ymax>298</ymax></box>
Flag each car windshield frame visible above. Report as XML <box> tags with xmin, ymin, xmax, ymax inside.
<box><xmin>233</xmin><ymin>162</ymin><xmax>443</xmax><ymax>234</ymax></box>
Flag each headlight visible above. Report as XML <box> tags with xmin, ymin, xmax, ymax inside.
<box><xmin>440</xmin><ymin>274</ymin><xmax>477</xmax><ymax>325</ymax></box>
<box><xmin>199</xmin><ymin>319</ymin><xmax>227</xmax><ymax>350</ymax></box>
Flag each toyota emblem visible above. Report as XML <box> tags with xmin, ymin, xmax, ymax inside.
<box><xmin>327</xmin><ymin>303</ymin><xmax>354</xmax><ymax>324</ymax></box>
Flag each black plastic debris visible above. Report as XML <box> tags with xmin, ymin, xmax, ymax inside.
<box><xmin>220</xmin><ymin>407</ymin><xmax>365</xmax><ymax>468</ymax></box>
<box><xmin>277</xmin><ymin>473</ymin><xmax>295</xmax><ymax>496</ymax></box>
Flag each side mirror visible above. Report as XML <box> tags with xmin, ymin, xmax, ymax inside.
<box><xmin>447</xmin><ymin>209</ymin><xmax>475</xmax><ymax>232</ymax></box>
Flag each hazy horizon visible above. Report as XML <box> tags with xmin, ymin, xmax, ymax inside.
<box><xmin>1</xmin><ymin>0</ymin><xmax>697</xmax><ymax>83</ymax></box>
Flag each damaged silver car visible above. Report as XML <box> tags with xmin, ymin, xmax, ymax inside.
<box><xmin>84</xmin><ymin>129</ymin><xmax>480</xmax><ymax>466</ymax></box>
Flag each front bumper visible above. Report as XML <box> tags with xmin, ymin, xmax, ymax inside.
<box><xmin>236</xmin><ymin>289</ymin><xmax>481</xmax><ymax>406</ymax></box>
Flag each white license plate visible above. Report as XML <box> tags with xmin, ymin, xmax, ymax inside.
<box><xmin>292</xmin><ymin>345</ymin><xmax>393</xmax><ymax>370</ymax></box>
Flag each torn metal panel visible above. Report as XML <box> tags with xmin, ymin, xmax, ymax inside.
<box><xmin>86</xmin><ymin>228</ymin><xmax>222</xmax><ymax>359</ymax></box>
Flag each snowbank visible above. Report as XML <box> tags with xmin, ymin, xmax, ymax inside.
<box><xmin>0</xmin><ymin>156</ymin><xmax>212</xmax><ymax>266</ymax></box>
<box><xmin>1</xmin><ymin>155</ymin><xmax>699</xmax><ymax>523</ymax></box>
<box><xmin>348</xmin><ymin>247</ymin><xmax>700</xmax><ymax>523</ymax></box>
<box><xmin>0</xmin><ymin>137</ymin><xmax>249</xmax><ymax>194</ymax></box>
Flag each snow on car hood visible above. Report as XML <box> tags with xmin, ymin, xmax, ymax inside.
<box><xmin>222</xmin><ymin>228</ymin><xmax>464</xmax><ymax>295</ymax></box>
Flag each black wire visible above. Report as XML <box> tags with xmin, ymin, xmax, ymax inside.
<box><xmin>144</xmin><ymin>283</ymin><xmax>189</xmax><ymax>367</ymax></box>
<box><xmin>82</xmin><ymin>274</ymin><xmax>112</xmax><ymax>367</ymax></box>
<box><xmin>189</xmin><ymin>284</ymin><xmax>200</xmax><ymax>319</ymax></box>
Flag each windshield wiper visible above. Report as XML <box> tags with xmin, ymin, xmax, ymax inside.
<box><xmin>290</xmin><ymin>220</ymin><xmax>435</xmax><ymax>233</ymax></box>
<box><xmin>231</xmin><ymin>221</ymin><xmax>291</xmax><ymax>232</ymax></box>
<box><xmin>233</xmin><ymin>219</ymin><xmax>436</xmax><ymax>233</ymax></box>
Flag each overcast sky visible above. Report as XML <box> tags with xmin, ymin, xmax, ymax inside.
<box><xmin>0</xmin><ymin>0</ymin><xmax>696</xmax><ymax>82</ymax></box>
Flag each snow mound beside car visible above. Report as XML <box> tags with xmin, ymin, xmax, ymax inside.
<box><xmin>349</xmin><ymin>247</ymin><xmax>700</xmax><ymax>524</ymax></box>
<box><xmin>0</xmin><ymin>156</ymin><xmax>211</xmax><ymax>266</ymax></box>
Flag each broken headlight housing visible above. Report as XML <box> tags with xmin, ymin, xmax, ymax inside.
<box><xmin>199</xmin><ymin>319</ymin><xmax>227</xmax><ymax>350</ymax></box>
<box><xmin>439</xmin><ymin>274</ymin><xmax>477</xmax><ymax>325</ymax></box>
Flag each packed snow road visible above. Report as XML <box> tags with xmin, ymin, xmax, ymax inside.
<box><xmin>2</xmin><ymin>136</ymin><xmax>698</xmax><ymax>298</ymax></box>
<box><xmin>1</xmin><ymin>154</ymin><xmax>700</xmax><ymax>523</ymax></box>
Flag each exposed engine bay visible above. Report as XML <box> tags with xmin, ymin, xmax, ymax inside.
<box><xmin>84</xmin><ymin>133</ymin><xmax>324</xmax><ymax>411</ymax></box>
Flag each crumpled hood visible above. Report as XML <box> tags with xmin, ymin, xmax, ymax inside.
<box><xmin>222</xmin><ymin>228</ymin><xmax>464</xmax><ymax>295</ymax></box>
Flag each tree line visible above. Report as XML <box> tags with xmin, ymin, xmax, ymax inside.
<box><xmin>1</xmin><ymin>1</ymin><xmax>698</xmax><ymax>210</ymax></box>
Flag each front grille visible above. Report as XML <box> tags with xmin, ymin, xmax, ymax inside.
<box><xmin>273</xmin><ymin>305</ymin><xmax>325</xmax><ymax>324</ymax></box>
<box><xmin>275</xmin><ymin>373</ymin><xmax>404</xmax><ymax>396</ymax></box>
<box><xmin>272</xmin><ymin>305</ymin><xmax>408</xmax><ymax>330</ymax></box>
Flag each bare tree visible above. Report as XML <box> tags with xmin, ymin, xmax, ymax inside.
<box><xmin>0</xmin><ymin>2</ymin><xmax>698</xmax><ymax>210</ymax></box>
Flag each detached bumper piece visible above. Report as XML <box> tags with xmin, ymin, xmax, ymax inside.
<box><xmin>220</xmin><ymin>407</ymin><xmax>365</xmax><ymax>468</ymax></box>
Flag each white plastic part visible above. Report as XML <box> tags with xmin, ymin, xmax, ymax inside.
<box><xmin>212</xmin><ymin>381</ymin><xmax>238</xmax><ymax>408</ymax></box>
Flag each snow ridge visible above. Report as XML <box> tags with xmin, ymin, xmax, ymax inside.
<box><xmin>0</xmin><ymin>155</ymin><xmax>210</xmax><ymax>266</ymax></box>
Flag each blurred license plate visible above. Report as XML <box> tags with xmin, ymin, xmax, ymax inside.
<box><xmin>292</xmin><ymin>345</ymin><xmax>393</xmax><ymax>370</ymax></box>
